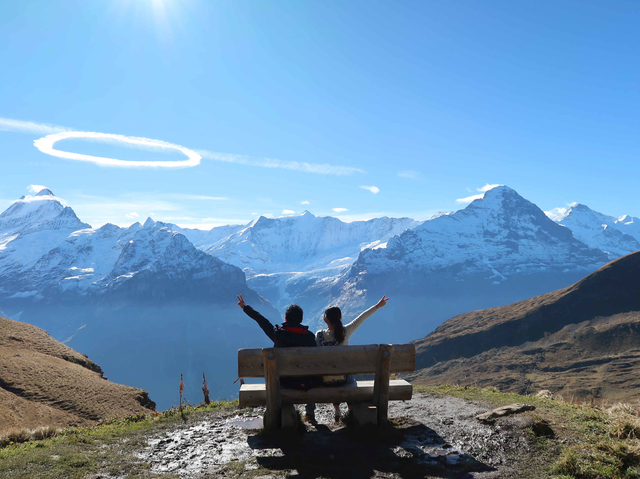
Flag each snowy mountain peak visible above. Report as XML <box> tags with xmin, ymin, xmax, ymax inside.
<box><xmin>471</xmin><ymin>185</ymin><xmax>522</xmax><ymax>207</ymax></box>
<box><xmin>0</xmin><ymin>190</ymin><xmax>70</xmax><ymax>233</ymax></box>
<box><xmin>35</xmin><ymin>188</ymin><xmax>55</xmax><ymax>197</ymax></box>
<box><xmin>452</xmin><ymin>184</ymin><xmax>552</xmax><ymax>229</ymax></box>
<box><xmin>550</xmin><ymin>203</ymin><xmax>640</xmax><ymax>258</ymax></box>
<box><xmin>143</xmin><ymin>217</ymin><xmax>156</xmax><ymax>229</ymax></box>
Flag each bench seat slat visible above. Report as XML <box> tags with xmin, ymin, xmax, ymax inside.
<box><xmin>238</xmin><ymin>344</ymin><xmax>415</xmax><ymax>378</ymax></box>
<box><xmin>239</xmin><ymin>379</ymin><xmax>412</xmax><ymax>407</ymax></box>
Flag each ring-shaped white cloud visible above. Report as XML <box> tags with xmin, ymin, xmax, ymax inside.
<box><xmin>33</xmin><ymin>131</ymin><xmax>201</xmax><ymax>168</ymax></box>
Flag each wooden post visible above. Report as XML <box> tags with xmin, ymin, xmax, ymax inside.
<box><xmin>262</xmin><ymin>348</ymin><xmax>281</xmax><ymax>431</ymax></box>
<box><xmin>281</xmin><ymin>404</ymin><xmax>298</xmax><ymax>429</ymax></box>
<box><xmin>372</xmin><ymin>344</ymin><xmax>392</xmax><ymax>426</ymax></box>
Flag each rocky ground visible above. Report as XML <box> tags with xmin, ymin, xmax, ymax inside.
<box><xmin>136</xmin><ymin>391</ymin><xmax>541</xmax><ymax>478</ymax></box>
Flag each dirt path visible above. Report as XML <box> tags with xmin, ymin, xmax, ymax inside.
<box><xmin>138</xmin><ymin>392</ymin><xmax>539</xmax><ymax>478</ymax></box>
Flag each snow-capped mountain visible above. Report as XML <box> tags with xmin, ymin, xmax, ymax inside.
<box><xmin>191</xmin><ymin>211</ymin><xmax>421</xmax><ymax>275</ymax></box>
<box><xmin>551</xmin><ymin>204</ymin><xmax>640</xmax><ymax>259</ymax></box>
<box><xmin>352</xmin><ymin>186</ymin><xmax>608</xmax><ymax>279</ymax></box>
<box><xmin>5</xmin><ymin>217</ymin><xmax>246</xmax><ymax>302</ymax></box>
<box><xmin>0</xmin><ymin>191</ymin><xmax>246</xmax><ymax>303</ymax></box>
<box><xmin>0</xmin><ymin>189</ymin><xmax>91</xmax><ymax>290</ymax></box>
<box><xmin>179</xmin><ymin>211</ymin><xmax>420</xmax><ymax>310</ymax></box>
<box><xmin>315</xmin><ymin>186</ymin><xmax>613</xmax><ymax>344</ymax></box>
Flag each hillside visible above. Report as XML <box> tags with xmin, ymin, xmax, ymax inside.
<box><xmin>0</xmin><ymin>317</ymin><xmax>155</xmax><ymax>434</ymax></box>
<box><xmin>410</xmin><ymin>251</ymin><xmax>640</xmax><ymax>400</ymax></box>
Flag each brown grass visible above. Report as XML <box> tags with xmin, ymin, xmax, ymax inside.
<box><xmin>0</xmin><ymin>317</ymin><xmax>155</xmax><ymax>435</ymax></box>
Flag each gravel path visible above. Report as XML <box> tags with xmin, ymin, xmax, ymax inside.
<box><xmin>138</xmin><ymin>392</ymin><xmax>538</xmax><ymax>478</ymax></box>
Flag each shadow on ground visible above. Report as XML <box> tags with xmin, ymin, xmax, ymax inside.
<box><xmin>248</xmin><ymin>419</ymin><xmax>495</xmax><ymax>479</ymax></box>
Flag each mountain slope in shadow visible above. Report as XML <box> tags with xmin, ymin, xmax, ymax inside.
<box><xmin>410</xmin><ymin>251</ymin><xmax>640</xmax><ymax>400</ymax></box>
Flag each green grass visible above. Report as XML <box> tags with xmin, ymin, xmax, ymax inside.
<box><xmin>416</xmin><ymin>384</ymin><xmax>640</xmax><ymax>479</ymax></box>
<box><xmin>0</xmin><ymin>400</ymin><xmax>238</xmax><ymax>479</ymax></box>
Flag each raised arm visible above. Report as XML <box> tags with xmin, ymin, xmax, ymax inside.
<box><xmin>237</xmin><ymin>294</ymin><xmax>276</xmax><ymax>342</ymax></box>
<box><xmin>344</xmin><ymin>295</ymin><xmax>390</xmax><ymax>337</ymax></box>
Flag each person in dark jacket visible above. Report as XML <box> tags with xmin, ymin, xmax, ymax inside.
<box><xmin>237</xmin><ymin>294</ymin><xmax>318</xmax><ymax>420</ymax></box>
<box><xmin>237</xmin><ymin>294</ymin><xmax>316</xmax><ymax>348</ymax></box>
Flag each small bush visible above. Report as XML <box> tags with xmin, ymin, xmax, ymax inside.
<box><xmin>613</xmin><ymin>421</ymin><xmax>640</xmax><ymax>440</ymax></box>
<box><xmin>31</xmin><ymin>425</ymin><xmax>58</xmax><ymax>441</ymax></box>
<box><xmin>0</xmin><ymin>428</ymin><xmax>31</xmax><ymax>447</ymax></box>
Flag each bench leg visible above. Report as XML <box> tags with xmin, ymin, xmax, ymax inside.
<box><xmin>373</xmin><ymin>345</ymin><xmax>392</xmax><ymax>427</ymax></box>
<box><xmin>263</xmin><ymin>349</ymin><xmax>281</xmax><ymax>431</ymax></box>
<box><xmin>281</xmin><ymin>404</ymin><xmax>298</xmax><ymax>429</ymax></box>
<box><xmin>351</xmin><ymin>403</ymin><xmax>378</xmax><ymax>426</ymax></box>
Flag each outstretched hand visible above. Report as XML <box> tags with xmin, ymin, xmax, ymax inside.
<box><xmin>375</xmin><ymin>294</ymin><xmax>390</xmax><ymax>309</ymax></box>
<box><xmin>237</xmin><ymin>294</ymin><xmax>247</xmax><ymax>310</ymax></box>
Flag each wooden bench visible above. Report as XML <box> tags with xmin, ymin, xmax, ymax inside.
<box><xmin>238</xmin><ymin>344</ymin><xmax>415</xmax><ymax>430</ymax></box>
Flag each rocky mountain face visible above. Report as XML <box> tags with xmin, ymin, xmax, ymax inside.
<box><xmin>408</xmin><ymin>251</ymin><xmax>640</xmax><ymax>401</ymax></box>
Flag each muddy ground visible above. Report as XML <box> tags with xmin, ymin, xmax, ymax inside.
<box><xmin>135</xmin><ymin>391</ymin><xmax>544</xmax><ymax>478</ymax></box>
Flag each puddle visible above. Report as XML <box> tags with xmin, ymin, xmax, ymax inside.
<box><xmin>227</xmin><ymin>416</ymin><xmax>263</xmax><ymax>430</ymax></box>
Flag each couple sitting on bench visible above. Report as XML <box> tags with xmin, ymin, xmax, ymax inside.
<box><xmin>236</xmin><ymin>293</ymin><xmax>389</xmax><ymax>423</ymax></box>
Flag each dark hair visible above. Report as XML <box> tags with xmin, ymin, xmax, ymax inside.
<box><xmin>324</xmin><ymin>306</ymin><xmax>345</xmax><ymax>344</ymax></box>
<box><xmin>285</xmin><ymin>304</ymin><xmax>303</xmax><ymax>324</ymax></box>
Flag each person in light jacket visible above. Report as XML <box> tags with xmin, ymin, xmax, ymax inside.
<box><xmin>314</xmin><ymin>295</ymin><xmax>390</xmax><ymax>422</ymax></box>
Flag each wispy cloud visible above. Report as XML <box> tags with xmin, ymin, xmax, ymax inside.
<box><xmin>125</xmin><ymin>212</ymin><xmax>140</xmax><ymax>219</ymax></box>
<box><xmin>545</xmin><ymin>202</ymin><xmax>577</xmax><ymax>222</ymax></box>
<box><xmin>333</xmin><ymin>207</ymin><xmax>348</xmax><ymax>213</ymax></box>
<box><xmin>301</xmin><ymin>200</ymin><xmax>310</xmax><ymax>205</ymax></box>
<box><xmin>456</xmin><ymin>184</ymin><xmax>503</xmax><ymax>204</ymax></box>
<box><xmin>0</xmin><ymin>117</ymin><xmax>72</xmax><ymax>135</ymax></box>
<box><xmin>456</xmin><ymin>194</ymin><xmax>484</xmax><ymax>204</ymax></box>
<box><xmin>360</xmin><ymin>185</ymin><xmax>380</xmax><ymax>195</ymax></box>
<box><xmin>282</xmin><ymin>209</ymin><xmax>295</xmax><ymax>215</ymax></box>
<box><xmin>478</xmin><ymin>183</ymin><xmax>502</xmax><ymax>192</ymax></box>
<box><xmin>34</xmin><ymin>131</ymin><xmax>201</xmax><ymax>169</ymax></box>
<box><xmin>198</xmin><ymin>150</ymin><xmax>365</xmax><ymax>176</ymax></box>
<box><xmin>398</xmin><ymin>170</ymin><xmax>420</xmax><ymax>180</ymax></box>
<box><xmin>3</xmin><ymin>117</ymin><xmax>364</xmax><ymax>175</ymax></box>
<box><xmin>27</xmin><ymin>185</ymin><xmax>48</xmax><ymax>194</ymax></box>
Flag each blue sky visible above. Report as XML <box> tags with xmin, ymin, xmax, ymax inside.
<box><xmin>1</xmin><ymin>0</ymin><xmax>639</xmax><ymax>228</ymax></box>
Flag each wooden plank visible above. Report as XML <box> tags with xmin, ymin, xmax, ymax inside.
<box><xmin>262</xmin><ymin>349</ymin><xmax>281</xmax><ymax>431</ymax></box>
<box><xmin>238</xmin><ymin>344</ymin><xmax>415</xmax><ymax>378</ymax></box>
<box><xmin>239</xmin><ymin>379</ymin><xmax>412</xmax><ymax>407</ymax></box>
<box><xmin>372</xmin><ymin>344</ymin><xmax>392</xmax><ymax>426</ymax></box>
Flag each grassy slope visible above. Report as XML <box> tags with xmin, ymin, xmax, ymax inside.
<box><xmin>409</xmin><ymin>312</ymin><xmax>640</xmax><ymax>401</ymax></box>
<box><xmin>0</xmin><ymin>317</ymin><xmax>155</xmax><ymax>432</ymax></box>
<box><xmin>414</xmin><ymin>251</ymin><xmax>640</xmax><ymax>368</ymax></box>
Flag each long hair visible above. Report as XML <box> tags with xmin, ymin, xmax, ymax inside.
<box><xmin>324</xmin><ymin>306</ymin><xmax>345</xmax><ymax>344</ymax></box>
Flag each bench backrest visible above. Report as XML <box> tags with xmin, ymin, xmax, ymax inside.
<box><xmin>238</xmin><ymin>343</ymin><xmax>415</xmax><ymax>378</ymax></box>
